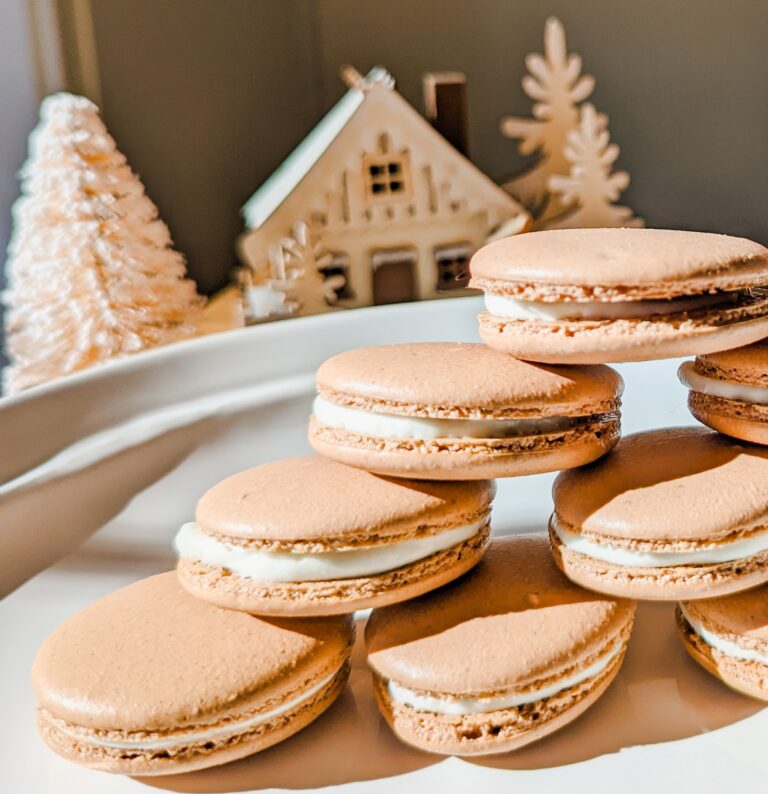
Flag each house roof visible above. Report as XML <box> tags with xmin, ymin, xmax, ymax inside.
<box><xmin>242</xmin><ymin>66</ymin><xmax>525</xmax><ymax>232</ymax></box>
<box><xmin>242</xmin><ymin>69</ymin><xmax>382</xmax><ymax>230</ymax></box>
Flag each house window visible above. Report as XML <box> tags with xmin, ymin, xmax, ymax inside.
<box><xmin>434</xmin><ymin>243</ymin><xmax>472</xmax><ymax>291</ymax></box>
<box><xmin>320</xmin><ymin>252</ymin><xmax>353</xmax><ymax>300</ymax></box>
<box><xmin>363</xmin><ymin>153</ymin><xmax>412</xmax><ymax>201</ymax></box>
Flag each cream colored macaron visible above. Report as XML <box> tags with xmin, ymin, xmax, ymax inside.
<box><xmin>176</xmin><ymin>456</ymin><xmax>494</xmax><ymax>616</ymax></box>
<box><xmin>550</xmin><ymin>427</ymin><xmax>768</xmax><ymax>600</ymax></box>
<box><xmin>679</xmin><ymin>339</ymin><xmax>768</xmax><ymax>445</ymax></box>
<box><xmin>32</xmin><ymin>573</ymin><xmax>354</xmax><ymax>775</ymax></box>
<box><xmin>365</xmin><ymin>534</ymin><xmax>635</xmax><ymax>755</ymax></box>
<box><xmin>470</xmin><ymin>228</ymin><xmax>768</xmax><ymax>364</ymax></box>
<box><xmin>677</xmin><ymin>587</ymin><xmax>768</xmax><ymax>701</ymax></box>
<box><xmin>309</xmin><ymin>342</ymin><xmax>623</xmax><ymax>480</ymax></box>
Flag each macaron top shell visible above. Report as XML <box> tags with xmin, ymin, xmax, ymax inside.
<box><xmin>554</xmin><ymin>427</ymin><xmax>768</xmax><ymax>544</ymax></box>
<box><xmin>365</xmin><ymin>535</ymin><xmax>634</xmax><ymax>695</ymax></box>
<box><xmin>470</xmin><ymin>228</ymin><xmax>768</xmax><ymax>297</ymax></box>
<box><xmin>32</xmin><ymin>573</ymin><xmax>353</xmax><ymax>731</ymax></box>
<box><xmin>316</xmin><ymin>343</ymin><xmax>623</xmax><ymax>419</ymax></box>
<box><xmin>682</xmin><ymin>585</ymin><xmax>768</xmax><ymax>651</ymax></box>
<box><xmin>695</xmin><ymin>339</ymin><xmax>768</xmax><ymax>388</ymax></box>
<box><xmin>196</xmin><ymin>456</ymin><xmax>494</xmax><ymax>545</ymax></box>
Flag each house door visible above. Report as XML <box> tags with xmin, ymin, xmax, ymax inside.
<box><xmin>371</xmin><ymin>248</ymin><xmax>417</xmax><ymax>305</ymax></box>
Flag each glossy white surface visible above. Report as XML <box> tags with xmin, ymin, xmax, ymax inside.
<box><xmin>1</xmin><ymin>298</ymin><xmax>766</xmax><ymax>793</ymax></box>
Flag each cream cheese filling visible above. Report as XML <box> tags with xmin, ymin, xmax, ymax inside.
<box><xmin>484</xmin><ymin>292</ymin><xmax>737</xmax><ymax>322</ymax></box>
<box><xmin>59</xmin><ymin>668</ymin><xmax>341</xmax><ymax>751</ymax></box>
<box><xmin>313</xmin><ymin>396</ymin><xmax>579</xmax><ymax>440</ymax></box>
<box><xmin>680</xmin><ymin>605</ymin><xmax>768</xmax><ymax>665</ymax></box>
<box><xmin>175</xmin><ymin>516</ymin><xmax>489</xmax><ymax>582</ymax></box>
<box><xmin>387</xmin><ymin>639</ymin><xmax>623</xmax><ymax>715</ymax></box>
<box><xmin>678</xmin><ymin>361</ymin><xmax>768</xmax><ymax>406</ymax></box>
<box><xmin>552</xmin><ymin>514</ymin><xmax>768</xmax><ymax>568</ymax></box>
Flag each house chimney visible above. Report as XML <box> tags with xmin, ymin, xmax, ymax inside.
<box><xmin>422</xmin><ymin>72</ymin><xmax>469</xmax><ymax>156</ymax></box>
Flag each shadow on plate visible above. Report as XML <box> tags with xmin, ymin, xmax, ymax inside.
<box><xmin>138</xmin><ymin>602</ymin><xmax>763</xmax><ymax>791</ymax></box>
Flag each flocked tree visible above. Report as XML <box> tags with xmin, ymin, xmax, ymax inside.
<box><xmin>546</xmin><ymin>103</ymin><xmax>644</xmax><ymax>229</ymax></box>
<box><xmin>2</xmin><ymin>93</ymin><xmax>201</xmax><ymax>393</ymax></box>
<box><xmin>501</xmin><ymin>17</ymin><xmax>595</xmax><ymax>221</ymax></box>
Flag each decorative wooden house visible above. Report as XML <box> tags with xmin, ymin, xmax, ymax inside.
<box><xmin>238</xmin><ymin>67</ymin><xmax>528</xmax><ymax>309</ymax></box>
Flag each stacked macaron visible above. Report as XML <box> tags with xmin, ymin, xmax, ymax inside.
<box><xmin>32</xmin><ymin>226</ymin><xmax>768</xmax><ymax>778</ymax></box>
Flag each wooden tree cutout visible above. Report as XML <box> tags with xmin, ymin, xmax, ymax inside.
<box><xmin>546</xmin><ymin>104</ymin><xmax>644</xmax><ymax>230</ymax></box>
<box><xmin>501</xmin><ymin>17</ymin><xmax>594</xmax><ymax>220</ymax></box>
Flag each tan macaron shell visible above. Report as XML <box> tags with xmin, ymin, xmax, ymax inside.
<box><xmin>686</xmin><ymin>340</ymin><xmax>768</xmax><ymax>445</ymax></box>
<box><xmin>677</xmin><ymin>587</ymin><xmax>768</xmax><ymax>701</ymax></box>
<box><xmin>178</xmin><ymin>457</ymin><xmax>495</xmax><ymax>616</ymax></box>
<box><xmin>311</xmin><ymin>343</ymin><xmax>622</xmax><ymax>480</ymax></box>
<box><xmin>365</xmin><ymin>535</ymin><xmax>635</xmax><ymax>755</ymax></box>
<box><xmin>551</xmin><ymin>428</ymin><xmax>768</xmax><ymax>599</ymax></box>
<box><xmin>32</xmin><ymin>573</ymin><xmax>354</xmax><ymax>775</ymax></box>
<box><xmin>470</xmin><ymin>229</ymin><xmax>768</xmax><ymax>364</ymax></box>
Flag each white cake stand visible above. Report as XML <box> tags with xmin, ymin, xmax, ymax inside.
<box><xmin>1</xmin><ymin>297</ymin><xmax>765</xmax><ymax>793</ymax></box>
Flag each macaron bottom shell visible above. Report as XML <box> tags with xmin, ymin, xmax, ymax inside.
<box><xmin>308</xmin><ymin>415</ymin><xmax>621</xmax><ymax>480</ymax></box>
<box><xmin>177</xmin><ymin>523</ymin><xmax>491</xmax><ymax>616</ymax></box>
<box><xmin>675</xmin><ymin>607</ymin><xmax>768</xmax><ymax>702</ymax></box>
<box><xmin>477</xmin><ymin>307</ymin><xmax>768</xmax><ymax>364</ymax></box>
<box><xmin>548</xmin><ymin>522</ymin><xmax>768</xmax><ymax>601</ymax></box>
<box><xmin>688</xmin><ymin>392</ymin><xmax>768</xmax><ymax>446</ymax></box>
<box><xmin>35</xmin><ymin>661</ymin><xmax>351</xmax><ymax>776</ymax></box>
<box><xmin>370</xmin><ymin>649</ymin><xmax>626</xmax><ymax>756</ymax></box>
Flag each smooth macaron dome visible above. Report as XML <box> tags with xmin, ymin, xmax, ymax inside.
<box><xmin>365</xmin><ymin>534</ymin><xmax>635</xmax><ymax>755</ymax></box>
<box><xmin>32</xmin><ymin>573</ymin><xmax>354</xmax><ymax>775</ymax></box>
<box><xmin>550</xmin><ymin>427</ymin><xmax>768</xmax><ymax>600</ymax></box>
<box><xmin>677</xmin><ymin>586</ymin><xmax>768</xmax><ymax>701</ymax></box>
<box><xmin>309</xmin><ymin>342</ymin><xmax>623</xmax><ymax>480</ymax></box>
<box><xmin>679</xmin><ymin>339</ymin><xmax>768</xmax><ymax>444</ymax></box>
<box><xmin>176</xmin><ymin>456</ymin><xmax>494</xmax><ymax>616</ymax></box>
<box><xmin>470</xmin><ymin>228</ymin><xmax>768</xmax><ymax>364</ymax></box>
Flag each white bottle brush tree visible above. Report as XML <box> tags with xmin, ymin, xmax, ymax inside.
<box><xmin>501</xmin><ymin>17</ymin><xmax>595</xmax><ymax>221</ymax></box>
<box><xmin>547</xmin><ymin>104</ymin><xmax>644</xmax><ymax>229</ymax></box>
<box><xmin>2</xmin><ymin>93</ymin><xmax>201</xmax><ymax>393</ymax></box>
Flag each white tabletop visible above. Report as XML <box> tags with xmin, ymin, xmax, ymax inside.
<box><xmin>1</xmin><ymin>297</ymin><xmax>766</xmax><ymax>793</ymax></box>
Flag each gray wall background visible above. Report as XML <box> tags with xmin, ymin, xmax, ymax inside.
<box><xmin>4</xmin><ymin>0</ymin><xmax>768</xmax><ymax>297</ymax></box>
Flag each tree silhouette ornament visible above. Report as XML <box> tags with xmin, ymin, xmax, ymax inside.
<box><xmin>546</xmin><ymin>103</ymin><xmax>644</xmax><ymax>230</ymax></box>
<box><xmin>501</xmin><ymin>17</ymin><xmax>595</xmax><ymax>220</ymax></box>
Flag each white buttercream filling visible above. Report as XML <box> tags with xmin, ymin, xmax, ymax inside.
<box><xmin>62</xmin><ymin>668</ymin><xmax>341</xmax><ymax>751</ymax></box>
<box><xmin>552</xmin><ymin>515</ymin><xmax>768</xmax><ymax>568</ymax></box>
<box><xmin>312</xmin><ymin>396</ymin><xmax>578</xmax><ymax>440</ymax></box>
<box><xmin>678</xmin><ymin>361</ymin><xmax>768</xmax><ymax>406</ymax></box>
<box><xmin>175</xmin><ymin>516</ymin><xmax>488</xmax><ymax>582</ymax></box>
<box><xmin>387</xmin><ymin>639</ymin><xmax>623</xmax><ymax>715</ymax></box>
<box><xmin>680</xmin><ymin>605</ymin><xmax>768</xmax><ymax>665</ymax></box>
<box><xmin>484</xmin><ymin>292</ymin><xmax>736</xmax><ymax>322</ymax></box>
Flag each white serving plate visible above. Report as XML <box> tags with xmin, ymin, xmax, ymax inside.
<box><xmin>1</xmin><ymin>297</ymin><xmax>765</xmax><ymax>793</ymax></box>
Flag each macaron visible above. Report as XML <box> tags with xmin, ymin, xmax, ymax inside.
<box><xmin>309</xmin><ymin>342</ymin><xmax>623</xmax><ymax>480</ymax></box>
<box><xmin>470</xmin><ymin>228</ymin><xmax>768</xmax><ymax>364</ymax></box>
<box><xmin>32</xmin><ymin>572</ymin><xmax>354</xmax><ymax>775</ymax></box>
<box><xmin>365</xmin><ymin>534</ymin><xmax>635</xmax><ymax>756</ymax></box>
<box><xmin>676</xmin><ymin>587</ymin><xmax>768</xmax><ymax>701</ymax></box>
<box><xmin>550</xmin><ymin>427</ymin><xmax>768</xmax><ymax>600</ymax></box>
<box><xmin>175</xmin><ymin>456</ymin><xmax>494</xmax><ymax>616</ymax></box>
<box><xmin>679</xmin><ymin>339</ymin><xmax>768</xmax><ymax>445</ymax></box>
